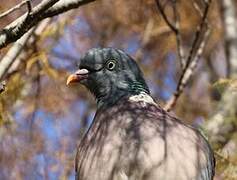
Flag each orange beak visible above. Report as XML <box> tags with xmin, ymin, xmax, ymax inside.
<box><xmin>66</xmin><ymin>74</ymin><xmax>80</xmax><ymax>85</ymax></box>
<box><xmin>66</xmin><ymin>69</ymin><xmax>89</xmax><ymax>85</ymax></box>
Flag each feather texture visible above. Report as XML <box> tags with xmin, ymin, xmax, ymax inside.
<box><xmin>67</xmin><ymin>48</ymin><xmax>215</xmax><ymax>180</ymax></box>
<box><xmin>75</xmin><ymin>93</ymin><xmax>215</xmax><ymax>180</ymax></box>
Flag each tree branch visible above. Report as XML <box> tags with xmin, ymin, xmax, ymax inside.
<box><xmin>155</xmin><ymin>0</ymin><xmax>177</xmax><ymax>33</ymax></box>
<box><xmin>0</xmin><ymin>0</ymin><xmax>95</xmax><ymax>49</ymax></box>
<box><xmin>164</xmin><ymin>0</ymin><xmax>212</xmax><ymax>111</ymax></box>
<box><xmin>221</xmin><ymin>0</ymin><xmax>237</xmax><ymax>77</ymax></box>
<box><xmin>0</xmin><ymin>0</ymin><xmax>30</xmax><ymax>19</ymax></box>
<box><xmin>172</xmin><ymin>0</ymin><xmax>185</xmax><ymax>69</ymax></box>
<box><xmin>26</xmin><ymin>0</ymin><xmax>33</xmax><ymax>14</ymax></box>
<box><xmin>164</xmin><ymin>28</ymin><xmax>211</xmax><ymax>110</ymax></box>
<box><xmin>42</xmin><ymin>0</ymin><xmax>96</xmax><ymax>18</ymax></box>
<box><xmin>0</xmin><ymin>19</ymin><xmax>51</xmax><ymax>81</ymax></box>
<box><xmin>0</xmin><ymin>28</ymin><xmax>36</xmax><ymax>81</ymax></box>
<box><xmin>155</xmin><ymin>0</ymin><xmax>186</xmax><ymax>70</ymax></box>
<box><xmin>204</xmin><ymin>0</ymin><xmax>237</xmax><ymax>148</ymax></box>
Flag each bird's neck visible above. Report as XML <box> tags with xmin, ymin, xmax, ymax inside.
<box><xmin>96</xmin><ymin>81</ymin><xmax>150</xmax><ymax>109</ymax></box>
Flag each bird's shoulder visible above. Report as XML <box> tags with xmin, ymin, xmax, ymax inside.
<box><xmin>89</xmin><ymin>93</ymin><xmax>208</xmax><ymax>156</ymax></box>
<box><xmin>76</xmin><ymin>93</ymin><xmax>214</xmax><ymax>180</ymax></box>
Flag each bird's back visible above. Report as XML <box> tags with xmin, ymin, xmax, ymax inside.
<box><xmin>75</xmin><ymin>94</ymin><xmax>215</xmax><ymax>180</ymax></box>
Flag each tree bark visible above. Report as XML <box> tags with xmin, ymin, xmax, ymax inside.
<box><xmin>221</xmin><ymin>0</ymin><xmax>237</xmax><ymax>77</ymax></box>
<box><xmin>0</xmin><ymin>0</ymin><xmax>95</xmax><ymax>49</ymax></box>
<box><xmin>205</xmin><ymin>0</ymin><xmax>237</xmax><ymax>148</ymax></box>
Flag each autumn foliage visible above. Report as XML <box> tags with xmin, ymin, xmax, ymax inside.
<box><xmin>0</xmin><ymin>0</ymin><xmax>236</xmax><ymax>179</ymax></box>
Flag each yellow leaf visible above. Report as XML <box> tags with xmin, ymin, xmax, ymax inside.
<box><xmin>213</xmin><ymin>78</ymin><xmax>237</xmax><ymax>94</ymax></box>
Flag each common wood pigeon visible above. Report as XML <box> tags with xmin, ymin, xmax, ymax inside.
<box><xmin>67</xmin><ymin>48</ymin><xmax>215</xmax><ymax>180</ymax></box>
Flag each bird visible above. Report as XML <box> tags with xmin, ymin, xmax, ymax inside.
<box><xmin>67</xmin><ymin>48</ymin><xmax>215</xmax><ymax>180</ymax></box>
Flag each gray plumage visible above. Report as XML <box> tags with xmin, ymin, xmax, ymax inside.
<box><xmin>67</xmin><ymin>48</ymin><xmax>215</xmax><ymax>180</ymax></box>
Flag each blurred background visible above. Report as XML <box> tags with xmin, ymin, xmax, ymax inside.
<box><xmin>0</xmin><ymin>0</ymin><xmax>236</xmax><ymax>179</ymax></box>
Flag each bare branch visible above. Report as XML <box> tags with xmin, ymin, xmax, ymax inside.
<box><xmin>0</xmin><ymin>19</ymin><xmax>50</xmax><ymax>81</ymax></box>
<box><xmin>0</xmin><ymin>28</ymin><xmax>36</xmax><ymax>81</ymax></box>
<box><xmin>26</xmin><ymin>0</ymin><xmax>33</xmax><ymax>14</ymax></box>
<box><xmin>0</xmin><ymin>0</ymin><xmax>30</xmax><ymax>19</ymax></box>
<box><xmin>0</xmin><ymin>0</ymin><xmax>95</xmax><ymax>49</ymax></box>
<box><xmin>221</xmin><ymin>0</ymin><xmax>237</xmax><ymax>77</ymax></box>
<box><xmin>203</xmin><ymin>0</ymin><xmax>237</xmax><ymax>148</ymax></box>
<box><xmin>171</xmin><ymin>0</ymin><xmax>185</xmax><ymax>69</ymax></box>
<box><xmin>155</xmin><ymin>0</ymin><xmax>177</xmax><ymax>33</ymax></box>
<box><xmin>155</xmin><ymin>0</ymin><xmax>185</xmax><ymax>70</ymax></box>
<box><xmin>0</xmin><ymin>0</ymin><xmax>59</xmax><ymax>49</ymax></box>
<box><xmin>193</xmin><ymin>0</ymin><xmax>204</xmax><ymax>17</ymax></box>
<box><xmin>42</xmin><ymin>0</ymin><xmax>96</xmax><ymax>18</ymax></box>
<box><xmin>183</xmin><ymin>1</ymin><xmax>210</xmax><ymax>72</ymax></box>
<box><xmin>193</xmin><ymin>0</ymin><xmax>210</xmax><ymax>30</ymax></box>
<box><xmin>164</xmin><ymin>29</ymin><xmax>211</xmax><ymax>111</ymax></box>
<box><xmin>30</xmin><ymin>0</ymin><xmax>60</xmax><ymax>16</ymax></box>
<box><xmin>164</xmin><ymin>0</ymin><xmax>212</xmax><ymax>111</ymax></box>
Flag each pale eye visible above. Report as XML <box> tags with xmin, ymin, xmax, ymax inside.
<box><xmin>106</xmin><ymin>61</ymin><xmax>116</xmax><ymax>70</ymax></box>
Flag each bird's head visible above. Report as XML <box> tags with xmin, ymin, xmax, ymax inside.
<box><xmin>67</xmin><ymin>48</ymin><xmax>150</xmax><ymax>108</ymax></box>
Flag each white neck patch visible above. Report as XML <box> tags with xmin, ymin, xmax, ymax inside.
<box><xmin>129</xmin><ymin>92</ymin><xmax>157</xmax><ymax>107</ymax></box>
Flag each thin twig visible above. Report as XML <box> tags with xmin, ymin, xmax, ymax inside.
<box><xmin>135</xmin><ymin>19</ymin><xmax>154</xmax><ymax>61</ymax></box>
<box><xmin>164</xmin><ymin>26</ymin><xmax>211</xmax><ymax>111</ymax></box>
<box><xmin>182</xmin><ymin>1</ymin><xmax>210</xmax><ymax>75</ymax></box>
<box><xmin>156</xmin><ymin>0</ymin><xmax>185</xmax><ymax>70</ymax></box>
<box><xmin>0</xmin><ymin>27</ymin><xmax>36</xmax><ymax>80</ymax></box>
<box><xmin>0</xmin><ymin>19</ymin><xmax>50</xmax><ymax>81</ymax></box>
<box><xmin>26</xmin><ymin>0</ymin><xmax>32</xmax><ymax>14</ymax></box>
<box><xmin>155</xmin><ymin>0</ymin><xmax>177</xmax><ymax>33</ymax></box>
<box><xmin>0</xmin><ymin>0</ymin><xmax>95</xmax><ymax>49</ymax></box>
<box><xmin>0</xmin><ymin>0</ymin><xmax>30</xmax><ymax>19</ymax></box>
<box><xmin>164</xmin><ymin>0</ymin><xmax>212</xmax><ymax>111</ymax></box>
<box><xmin>172</xmin><ymin>0</ymin><xmax>185</xmax><ymax>70</ymax></box>
<box><xmin>193</xmin><ymin>0</ymin><xmax>210</xmax><ymax>29</ymax></box>
<box><xmin>193</xmin><ymin>0</ymin><xmax>204</xmax><ymax>16</ymax></box>
<box><xmin>0</xmin><ymin>0</ymin><xmax>60</xmax><ymax>49</ymax></box>
<box><xmin>221</xmin><ymin>0</ymin><xmax>237</xmax><ymax>76</ymax></box>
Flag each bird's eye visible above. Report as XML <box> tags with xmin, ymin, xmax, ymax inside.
<box><xmin>106</xmin><ymin>60</ymin><xmax>116</xmax><ymax>70</ymax></box>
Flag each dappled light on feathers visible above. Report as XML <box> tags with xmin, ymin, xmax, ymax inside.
<box><xmin>73</xmin><ymin>48</ymin><xmax>215</xmax><ymax>180</ymax></box>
